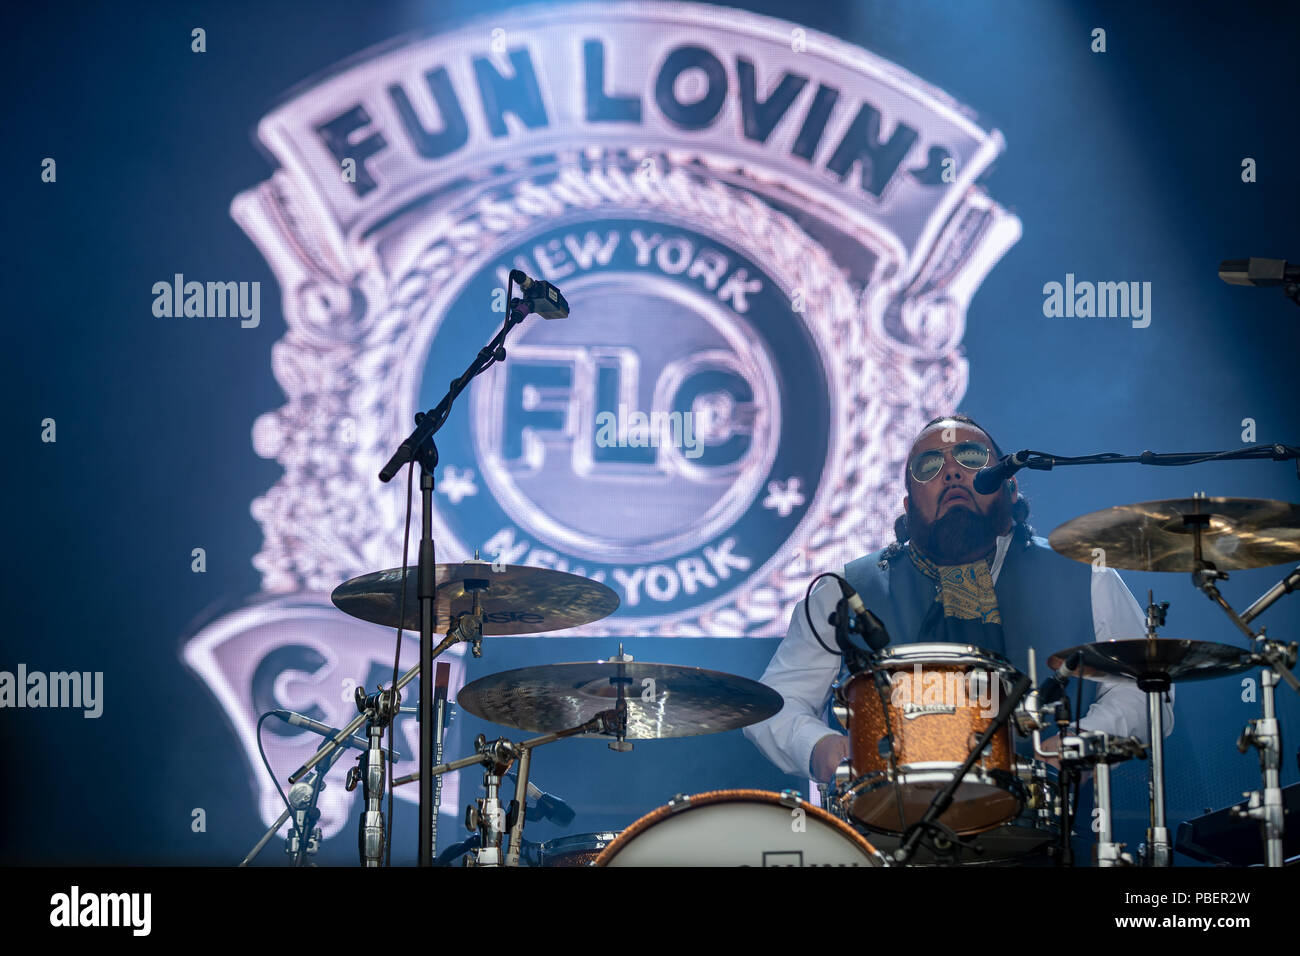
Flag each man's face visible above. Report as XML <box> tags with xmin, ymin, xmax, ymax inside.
<box><xmin>903</xmin><ymin>422</ymin><xmax>1013</xmax><ymax>562</ymax></box>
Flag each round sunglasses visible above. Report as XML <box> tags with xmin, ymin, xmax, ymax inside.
<box><xmin>908</xmin><ymin>441</ymin><xmax>991</xmax><ymax>483</ymax></box>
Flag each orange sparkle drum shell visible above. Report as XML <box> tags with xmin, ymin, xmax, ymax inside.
<box><xmin>836</xmin><ymin>644</ymin><xmax>1024</xmax><ymax>836</ymax></box>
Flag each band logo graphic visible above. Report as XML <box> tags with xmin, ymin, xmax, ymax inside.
<box><xmin>183</xmin><ymin>2</ymin><xmax>1020</xmax><ymax>838</ymax></box>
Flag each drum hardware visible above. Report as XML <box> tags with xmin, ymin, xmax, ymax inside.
<box><xmin>258</xmin><ymin>562</ymin><xmax>617</xmax><ymax>868</ymax></box>
<box><xmin>1231</xmin><ymin>638</ymin><xmax>1298</xmax><ymax>867</ymax></box>
<box><xmin>1049</xmin><ymin>488</ymin><xmax>1300</xmax><ymax>869</ymax></box>
<box><xmin>371</xmin><ymin>280</ymin><xmax>568</xmax><ymax>866</ymax></box>
<box><xmin>338</xmin><ymin>684</ymin><xmax>401</xmax><ymax>867</ymax></box>
<box><xmin>891</xmin><ymin>671</ymin><xmax>1032</xmax><ymax>866</ymax></box>
<box><xmin>1176</xmin><ymin>780</ymin><xmax>1300</xmax><ymax>866</ymax></box>
<box><xmin>284</xmin><ymin>774</ymin><xmax>324</xmax><ymax>864</ymax></box>
<box><xmin>1052</xmin><ymin>731</ymin><xmax>1146</xmax><ymax>867</ymax></box>
<box><xmin>392</xmin><ymin>707</ymin><xmax>628</xmax><ymax>866</ymax></box>
<box><xmin>430</xmin><ymin>662</ymin><xmax>451</xmax><ymax>864</ymax></box>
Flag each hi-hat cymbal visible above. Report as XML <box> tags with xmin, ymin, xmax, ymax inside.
<box><xmin>456</xmin><ymin>660</ymin><xmax>784</xmax><ymax>738</ymax></box>
<box><xmin>330</xmin><ymin>562</ymin><xmax>619</xmax><ymax>634</ymax></box>
<box><xmin>1049</xmin><ymin>497</ymin><xmax>1300</xmax><ymax>572</ymax></box>
<box><xmin>1046</xmin><ymin>639</ymin><xmax>1261</xmax><ymax>685</ymax></box>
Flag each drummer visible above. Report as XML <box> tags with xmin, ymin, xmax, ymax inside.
<box><xmin>744</xmin><ymin>414</ymin><xmax>1175</xmax><ymax>784</ymax></box>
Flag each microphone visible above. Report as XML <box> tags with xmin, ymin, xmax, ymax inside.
<box><xmin>271</xmin><ymin>710</ymin><xmax>401</xmax><ymax>757</ymax></box>
<box><xmin>829</xmin><ymin>578</ymin><xmax>891</xmax><ymax>652</ymax></box>
<box><xmin>509</xmin><ymin>269</ymin><xmax>569</xmax><ymax>319</ymax></box>
<box><xmin>1038</xmin><ymin>652</ymin><xmax>1082</xmax><ymax>706</ymax></box>
<box><xmin>1218</xmin><ymin>258</ymin><xmax>1300</xmax><ymax>287</ymax></box>
<box><xmin>530</xmin><ymin>786</ymin><xmax>577</xmax><ymax>826</ymax></box>
<box><xmin>973</xmin><ymin>450</ymin><xmax>1031</xmax><ymax>495</ymax></box>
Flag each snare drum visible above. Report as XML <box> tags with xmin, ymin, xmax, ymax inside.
<box><xmin>834</xmin><ymin>644</ymin><xmax>1024</xmax><ymax>835</ymax></box>
<box><xmin>594</xmin><ymin>789</ymin><xmax>886</xmax><ymax>867</ymax></box>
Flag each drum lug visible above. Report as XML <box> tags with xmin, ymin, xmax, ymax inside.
<box><xmin>778</xmin><ymin>790</ymin><xmax>803</xmax><ymax>810</ymax></box>
<box><xmin>833</xmin><ymin>759</ymin><xmax>853</xmax><ymax>788</ymax></box>
<box><xmin>667</xmin><ymin>793</ymin><xmax>692</xmax><ymax>813</ymax></box>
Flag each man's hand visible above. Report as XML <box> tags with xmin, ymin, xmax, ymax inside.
<box><xmin>812</xmin><ymin>733</ymin><xmax>850</xmax><ymax>783</ymax></box>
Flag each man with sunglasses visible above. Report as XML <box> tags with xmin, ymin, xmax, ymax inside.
<box><xmin>744</xmin><ymin>414</ymin><xmax>1173</xmax><ymax>788</ymax></box>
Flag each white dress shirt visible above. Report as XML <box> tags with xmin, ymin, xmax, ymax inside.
<box><xmin>743</xmin><ymin>534</ymin><xmax>1176</xmax><ymax>779</ymax></box>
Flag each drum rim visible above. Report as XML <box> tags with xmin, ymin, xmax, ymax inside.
<box><xmin>841</xmin><ymin>768</ymin><xmax>1025</xmax><ymax>835</ymax></box>
<box><xmin>873</xmin><ymin>643</ymin><xmax>1018</xmax><ymax>668</ymax></box>
<box><xmin>593</xmin><ymin>788</ymin><xmax>884</xmax><ymax>866</ymax></box>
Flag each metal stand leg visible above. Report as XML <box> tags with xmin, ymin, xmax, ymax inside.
<box><xmin>1142</xmin><ymin>682</ymin><xmax>1171</xmax><ymax>867</ymax></box>
<box><xmin>505</xmin><ymin>746</ymin><xmax>532</xmax><ymax>868</ymax></box>
<box><xmin>1233</xmin><ymin>667</ymin><xmax>1285</xmax><ymax>866</ymax></box>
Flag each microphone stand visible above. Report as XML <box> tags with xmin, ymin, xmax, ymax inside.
<box><xmin>377</xmin><ymin>293</ymin><xmax>533</xmax><ymax>868</ymax></box>
<box><xmin>239</xmin><ymin>734</ymin><xmax>353</xmax><ymax>867</ymax></box>
<box><xmin>893</xmin><ymin>673</ymin><xmax>1032</xmax><ymax>866</ymax></box>
<box><xmin>983</xmin><ymin>442</ymin><xmax>1300</xmax><ymax>483</ymax></box>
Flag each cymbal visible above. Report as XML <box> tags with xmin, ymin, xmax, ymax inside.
<box><xmin>330</xmin><ymin>562</ymin><xmax>619</xmax><ymax>634</ymax></box>
<box><xmin>455</xmin><ymin>660</ymin><xmax>784</xmax><ymax>738</ymax></box>
<box><xmin>1046</xmin><ymin>639</ymin><xmax>1261</xmax><ymax>685</ymax></box>
<box><xmin>1049</xmin><ymin>497</ymin><xmax>1300</xmax><ymax>572</ymax></box>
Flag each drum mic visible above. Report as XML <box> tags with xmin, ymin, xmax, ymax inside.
<box><xmin>508</xmin><ymin>771</ymin><xmax>577</xmax><ymax>825</ymax></box>
<box><xmin>830</xmin><ymin>578</ymin><xmax>891</xmax><ymax>652</ymax></box>
<box><xmin>973</xmin><ymin>450</ymin><xmax>1032</xmax><ymax>495</ymax></box>
<box><xmin>1038</xmin><ymin>651</ymin><xmax>1082</xmax><ymax>705</ymax></box>
<box><xmin>509</xmin><ymin>269</ymin><xmax>570</xmax><ymax>319</ymax></box>
<box><xmin>271</xmin><ymin>709</ymin><xmax>399</xmax><ymax>756</ymax></box>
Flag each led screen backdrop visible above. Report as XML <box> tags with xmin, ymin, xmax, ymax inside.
<box><xmin>5</xmin><ymin>0</ymin><xmax>1299</xmax><ymax>865</ymax></box>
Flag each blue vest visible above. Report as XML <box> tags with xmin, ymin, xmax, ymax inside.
<box><xmin>840</xmin><ymin>535</ymin><xmax>1100</xmax><ymax>733</ymax></box>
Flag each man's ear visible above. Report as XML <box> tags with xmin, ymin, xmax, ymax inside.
<box><xmin>902</xmin><ymin>494</ymin><xmax>909</xmax><ymax>514</ymax></box>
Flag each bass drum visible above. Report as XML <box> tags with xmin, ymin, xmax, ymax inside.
<box><xmin>594</xmin><ymin>789</ymin><xmax>887</xmax><ymax>867</ymax></box>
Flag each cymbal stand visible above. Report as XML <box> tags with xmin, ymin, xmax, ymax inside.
<box><xmin>1192</xmin><ymin>540</ymin><xmax>1300</xmax><ymax>867</ymax></box>
<box><xmin>392</xmin><ymin>708</ymin><xmax>627</xmax><ymax>866</ymax></box>
<box><xmin>1055</xmin><ymin>731</ymin><xmax>1146</xmax><ymax>867</ymax></box>
<box><xmin>346</xmin><ymin>684</ymin><xmax>400</xmax><ymax>867</ymax></box>
<box><xmin>1133</xmin><ymin>590</ymin><xmax>1173</xmax><ymax>867</ymax></box>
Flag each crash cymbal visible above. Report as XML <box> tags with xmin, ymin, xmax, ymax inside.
<box><xmin>1046</xmin><ymin>639</ymin><xmax>1261</xmax><ymax>685</ymax></box>
<box><xmin>330</xmin><ymin>562</ymin><xmax>619</xmax><ymax>634</ymax></box>
<box><xmin>1049</xmin><ymin>497</ymin><xmax>1300</xmax><ymax>572</ymax></box>
<box><xmin>455</xmin><ymin>660</ymin><xmax>784</xmax><ymax>738</ymax></box>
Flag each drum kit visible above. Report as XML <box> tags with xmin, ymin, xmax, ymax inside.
<box><xmin>231</xmin><ymin>489</ymin><xmax>1300</xmax><ymax>868</ymax></box>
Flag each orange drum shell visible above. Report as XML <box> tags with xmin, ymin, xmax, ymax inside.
<box><xmin>841</xmin><ymin>666</ymin><xmax>1012</xmax><ymax>774</ymax></box>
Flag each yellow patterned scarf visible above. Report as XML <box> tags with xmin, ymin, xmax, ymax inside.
<box><xmin>910</xmin><ymin>547</ymin><xmax>1002</xmax><ymax>626</ymax></box>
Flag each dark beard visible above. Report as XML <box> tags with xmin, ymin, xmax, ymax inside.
<box><xmin>916</xmin><ymin>503</ymin><xmax>999</xmax><ymax>564</ymax></box>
